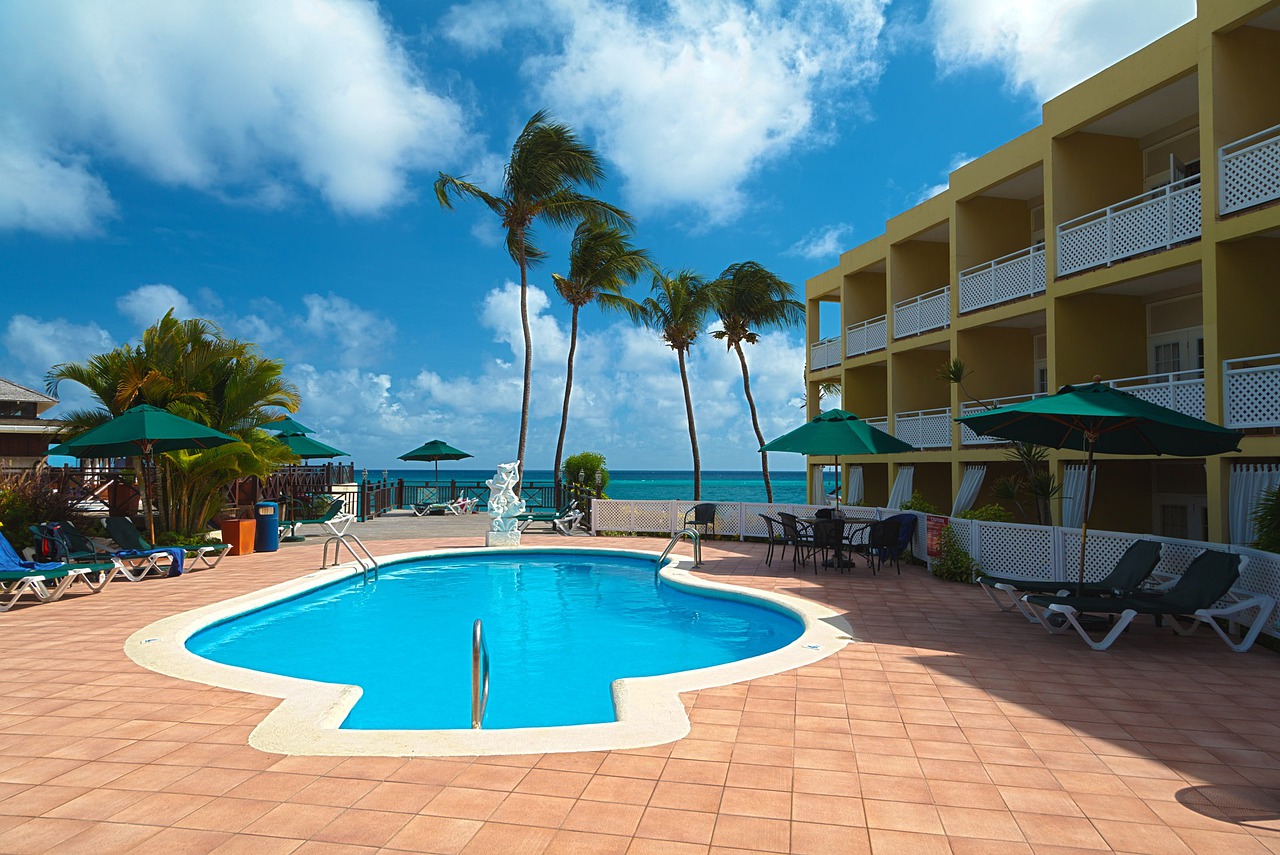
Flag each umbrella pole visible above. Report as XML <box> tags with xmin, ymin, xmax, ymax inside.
<box><xmin>834</xmin><ymin>456</ymin><xmax>840</xmax><ymax>506</ymax></box>
<box><xmin>1076</xmin><ymin>437</ymin><xmax>1097</xmax><ymax>597</ymax></box>
<box><xmin>144</xmin><ymin>447</ymin><xmax>157</xmax><ymax>545</ymax></box>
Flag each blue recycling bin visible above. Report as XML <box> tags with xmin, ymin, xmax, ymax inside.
<box><xmin>254</xmin><ymin>501</ymin><xmax>280</xmax><ymax>552</ymax></box>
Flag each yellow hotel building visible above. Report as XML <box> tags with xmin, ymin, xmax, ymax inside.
<box><xmin>804</xmin><ymin>0</ymin><xmax>1280</xmax><ymax>545</ymax></box>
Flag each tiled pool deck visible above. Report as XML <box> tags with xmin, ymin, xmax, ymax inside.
<box><xmin>2</xmin><ymin>530</ymin><xmax>1279</xmax><ymax>854</ymax></box>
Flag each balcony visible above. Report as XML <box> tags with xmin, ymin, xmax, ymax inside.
<box><xmin>846</xmin><ymin>315</ymin><xmax>888</xmax><ymax>358</ymax></box>
<box><xmin>893</xmin><ymin>286</ymin><xmax>951</xmax><ymax>339</ymax></box>
<box><xmin>1056</xmin><ymin>176</ymin><xmax>1202</xmax><ymax>276</ymax></box>
<box><xmin>958</xmin><ymin>243</ymin><xmax>1046</xmax><ymax>314</ymax></box>
<box><xmin>865</xmin><ymin>416</ymin><xmax>889</xmax><ymax>434</ymax></box>
<box><xmin>1100</xmin><ymin>369</ymin><xmax>1205</xmax><ymax>421</ymax></box>
<box><xmin>1220</xmin><ymin>123</ymin><xmax>1280</xmax><ymax>215</ymax></box>
<box><xmin>960</xmin><ymin>392</ymin><xmax>1047</xmax><ymax>445</ymax></box>
<box><xmin>810</xmin><ymin>336</ymin><xmax>842</xmax><ymax>371</ymax></box>
<box><xmin>1224</xmin><ymin>353</ymin><xmax>1280</xmax><ymax>429</ymax></box>
<box><xmin>894</xmin><ymin>408</ymin><xmax>952</xmax><ymax>448</ymax></box>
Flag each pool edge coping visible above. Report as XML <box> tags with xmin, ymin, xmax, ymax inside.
<box><xmin>124</xmin><ymin>545</ymin><xmax>855</xmax><ymax>757</ymax></box>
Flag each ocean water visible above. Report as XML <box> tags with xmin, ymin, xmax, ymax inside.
<box><xmin>366</xmin><ymin>468</ymin><xmax>835</xmax><ymax>505</ymax></box>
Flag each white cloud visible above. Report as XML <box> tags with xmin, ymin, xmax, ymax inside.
<box><xmin>446</xmin><ymin>0</ymin><xmax>887</xmax><ymax>222</ymax></box>
<box><xmin>2</xmin><ymin>314</ymin><xmax>118</xmax><ymax>415</ymax></box>
<box><xmin>912</xmin><ymin>151</ymin><xmax>973</xmax><ymax>204</ymax></box>
<box><xmin>116</xmin><ymin>283</ymin><xmax>197</xmax><ymax>328</ymax></box>
<box><xmin>929</xmin><ymin>0</ymin><xmax>1196</xmax><ymax>102</ymax></box>
<box><xmin>787</xmin><ymin>223</ymin><xmax>853</xmax><ymax>261</ymax></box>
<box><xmin>300</xmin><ymin>293</ymin><xmax>396</xmax><ymax>368</ymax></box>
<box><xmin>0</xmin><ymin>0</ymin><xmax>470</xmax><ymax>235</ymax></box>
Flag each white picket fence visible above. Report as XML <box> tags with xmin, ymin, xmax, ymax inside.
<box><xmin>590</xmin><ymin>498</ymin><xmax>1280</xmax><ymax>636</ymax></box>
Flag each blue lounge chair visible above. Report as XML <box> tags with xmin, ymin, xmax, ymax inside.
<box><xmin>0</xmin><ymin>533</ymin><xmax>117</xmax><ymax>611</ymax></box>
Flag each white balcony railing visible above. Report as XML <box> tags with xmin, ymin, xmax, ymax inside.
<box><xmin>1224</xmin><ymin>353</ymin><xmax>1280</xmax><ymax>429</ymax></box>
<box><xmin>892</xmin><ymin>286</ymin><xmax>951</xmax><ymax>339</ymax></box>
<box><xmin>958</xmin><ymin>243</ymin><xmax>1046</xmax><ymax>314</ymax></box>
<box><xmin>1056</xmin><ymin>175</ymin><xmax>1202</xmax><ymax>276</ymax></box>
<box><xmin>865</xmin><ymin>416</ymin><xmax>889</xmax><ymax>435</ymax></box>
<box><xmin>845</xmin><ymin>314</ymin><xmax>888</xmax><ymax>358</ymax></box>
<box><xmin>1097</xmin><ymin>370</ymin><xmax>1205</xmax><ymax>421</ymax></box>
<box><xmin>960</xmin><ymin>392</ymin><xmax>1048</xmax><ymax>445</ymax></box>
<box><xmin>1220</xmin><ymin>123</ymin><xmax>1280</xmax><ymax>215</ymax></box>
<box><xmin>810</xmin><ymin>336</ymin><xmax>842</xmax><ymax>371</ymax></box>
<box><xmin>894</xmin><ymin>408</ymin><xmax>953</xmax><ymax>448</ymax></box>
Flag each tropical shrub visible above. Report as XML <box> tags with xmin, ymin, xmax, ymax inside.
<box><xmin>1251</xmin><ymin>486</ymin><xmax>1280</xmax><ymax>554</ymax></box>
<box><xmin>0</xmin><ymin>471</ymin><xmax>94</xmax><ymax>551</ymax></box>
<box><xmin>562</xmin><ymin>451</ymin><xmax>609</xmax><ymax>494</ymax></box>
<box><xmin>957</xmin><ymin>503</ymin><xmax>1015</xmax><ymax>523</ymax></box>
<box><xmin>899</xmin><ymin>491</ymin><xmax>938</xmax><ymax>514</ymax></box>
<box><xmin>930</xmin><ymin>522</ymin><xmax>978</xmax><ymax>583</ymax></box>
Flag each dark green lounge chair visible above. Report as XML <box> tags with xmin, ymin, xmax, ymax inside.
<box><xmin>1022</xmin><ymin>550</ymin><xmax>1276</xmax><ymax>652</ymax></box>
<box><xmin>104</xmin><ymin>517</ymin><xmax>230</xmax><ymax>571</ymax></box>
<box><xmin>979</xmin><ymin>539</ymin><xmax>1163</xmax><ymax>618</ymax></box>
<box><xmin>516</xmin><ymin>500</ymin><xmax>580</xmax><ymax>533</ymax></box>
<box><xmin>279</xmin><ymin>498</ymin><xmax>351</xmax><ymax>538</ymax></box>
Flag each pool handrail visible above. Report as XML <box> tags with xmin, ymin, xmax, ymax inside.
<box><xmin>657</xmin><ymin>527</ymin><xmax>702</xmax><ymax>572</ymax></box>
<box><xmin>471</xmin><ymin>618</ymin><xmax>490</xmax><ymax>729</ymax></box>
<box><xmin>320</xmin><ymin>532</ymin><xmax>378</xmax><ymax>578</ymax></box>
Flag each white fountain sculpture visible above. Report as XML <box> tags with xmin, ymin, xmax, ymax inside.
<box><xmin>485</xmin><ymin>461</ymin><xmax>527</xmax><ymax>547</ymax></box>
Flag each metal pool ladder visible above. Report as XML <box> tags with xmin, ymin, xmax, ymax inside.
<box><xmin>472</xmin><ymin>619</ymin><xmax>490</xmax><ymax>729</ymax></box>
<box><xmin>657</xmin><ymin>527</ymin><xmax>702</xmax><ymax>572</ymax></box>
<box><xmin>321</xmin><ymin>532</ymin><xmax>378</xmax><ymax>580</ymax></box>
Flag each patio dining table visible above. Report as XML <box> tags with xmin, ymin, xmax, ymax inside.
<box><xmin>799</xmin><ymin>516</ymin><xmax>873</xmax><ymax>569</ymax></box>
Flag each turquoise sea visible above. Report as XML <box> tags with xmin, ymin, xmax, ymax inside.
<box><xmin>369</xmin><ymin>469</ymin><xmax>835</xmax><ymax>505</ymax></box>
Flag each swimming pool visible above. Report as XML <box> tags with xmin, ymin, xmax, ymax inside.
<box><xmin>188</xmin><ymin>551</ymin><xmax>803</xmax><ymax>729</ymax></box>
<box><xmin>128</xmin><ymin>547</ymin><xmax>853</xmax><ymax>755</ymax></box>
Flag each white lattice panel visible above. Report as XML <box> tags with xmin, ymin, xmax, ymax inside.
<box><xmin>893</xmin><ymin>301</ymin><xmax>920</xmax><ymax>339</ymax></box>
<box><xmin>676</xmin><ymin>501</ymin><xmax>740</xmax><ymax>537</ymax></box>
<box><xmin>1122</xmin><ymin>377</ymin><xmax>1205</xmax><ymax>420</ymax></box>
<box><xmin>810</xmin><ymin>337</ymin><xmax>841</xmax><ymax>370</ymax></box>
<box><xmin>976</xmin><ymin>522</ymin><xmax>1056</xmax><ymax>580</ymax></box>
<box><xmin>1058</xmin><ymin>218</ymin><xmax>1108</xmax><ymax>275</ymax></box>
<box><xmin>1169</xmin><ymin>184</ymin><xmax>1202</xmax><ymax>243</ymax></box>
<box><xmin>994</xmin><ymin>249</ymin><xmax>1045</xmax><ymax>305</ymax></box>
<box><xmin>958</xmin><ymin>267</ymin><xmax>993</xmax><ymax>313</ymax></box>
<box><xmin>895</xmin><ymin>411</ymin><xmax>951</xmax><ymax>448</ymax></box>
<box><xmin>1059</xmin><ymin>529</ymin><xmax>1139</xmax><ymax>585</ymax></box>
<box><xmin>919</xmin><ymin>289</ymin><xmax>950</xmax><ymax>333</ymax></box>
<box><xmin>1225</xmin><ymin>362</ymin><xmax>1280</xmax><ymax>429</ymax></box>
<box><xmin>1237</xmin><ymin>546</ymin><xmax>1280</xmax><ymax>633</ymax></box>
<box><xmin>846</xmin><ymin>317</ymin><xmax>887</xmax><ymax>357</ymax></box>
<box><xmin>1111</xmin><ymin>197</ymin><xmax>1169</xmax><ymax>259</ymax></box>
<box><xmin>892</xmin><ymin>288</ymin><xmax>950</xmax><ymax>339</ymax></box>
<box><xmin>1221</xmin><ymin>129</ymin><xmax>1280</xmax><ymax>215</ymax></box>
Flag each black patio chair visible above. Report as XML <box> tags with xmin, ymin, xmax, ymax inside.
<box><xmin>758</xmin><ymin>514</ymin><xmax>788</xmax><ymax>567</ymax></box>
<box><xmin>777</xmin><ymin>513</ymin><xmax>814</xmax><ymax>569</ymax></box>
<box><xmin>683</xmin><ymin>503</ymin><xmax>717</xmax><ymax>537</ymax></box>
<box><xmin>866</xmin><ymin>517</ymin><xmax>904</xmax><ymax>575</ymax></box>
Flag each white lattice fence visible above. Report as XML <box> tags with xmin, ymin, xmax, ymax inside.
<box><xmin>1057</xmin><ymin>178</ymin><xmax>1201</xmax><ymax>276</ymax></box>
<box><xmin>1112</xmin><ymin>373</ymin><xmax>1205</xmax><ymax>421</ymax></box>
<box><xmin>1220</xmin><ymin>124</ymin><xmax>1280</xmax><ymax>215</ymax></box>
<box><xmin>1224</xmin><ymin>355</ymin><xmax>1280</xmax><ymax>429</ymax></box>
<box><xmin>972</xmin><ymin>521</ymin><xmax>1057</xmax><ymax>582</ymax></box>
<box><xmin>893</xmin><ymin>287</ymin><xmax>950</xmax><ymax>338</ymax></box>
<box><xmin>894</xmin><ymin>410</ymin><xmax>952</xmax><ymax>448</ymax></box>
<box><xmin>955</xmin><ymin>244</ymin><xmax>1047</xmax><ymax>314</ymax></box>
<box><xmin>810</xmin><ymin>336</ymin><xmax>841</xmax><ymax>370</ymax></box>
<box><xmin>846</xmin><ymin>316</ymin><xmax>888</xmax><ymax>357</ymax></box>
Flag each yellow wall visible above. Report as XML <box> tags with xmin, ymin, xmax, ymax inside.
<box><xmin>1054</xmin><ymin>294</ymin><xmax>1145</xmax><ymax>383</ymax></box>
<box><xmin>1050</xmin><ymin>133</ymin><xmax>1143</xmax><ymax>224</ymax></box>
<box><xmin>844</xmin><ymin>271</ymin><xmax>887</xmax><ymax>322</ymax></box>
<box><xmin>1214</xmin><ymin>236</ymin><xmax>1280</xmax><ymax>360</ymax></box>
<box><xmin>891</xmin><ymin>348</ymin><xmax>953</xmax><ymax>412</ymax></box>
<box><xmin>955</xmin><ymin>196</ymin><xmax>1036</xmax><ymax>272</ymax></box>
<box><xmin>843</xmin><ymin>364</ymin><xmax>888</xmax><ymax>418</ymax></box>
<box><xmin>911</xmin><ymin>463</ymin><xmax>952</xmax><ymax>513</ymax></box>
<box><xmin>1212</xmin><ymin>24</ymin><xmax>1280</xmax><ymax>146</ymax></box>
<box><xmin>888</xmin><ymin>240</ymin><xmax>949</xmax><ymax>304</ymax></box>
<box><xmin>957</xmin><ymin>326</ymin><xmax>1039</xmax><ymax>400</ymax></box>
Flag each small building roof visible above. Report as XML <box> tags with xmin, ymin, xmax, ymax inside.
<box><xmin>0</xmin><ymin>377</ymin><xmax>58</xmax><ymax>415</ymax></box>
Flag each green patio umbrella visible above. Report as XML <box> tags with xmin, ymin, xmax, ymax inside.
<box><xmin>398</xmin><ymin>439</ymin><xmax>473</xmax><ymax>490</ymax></box>
<box><xmin>275</xmin><ymin>433</ymin><xmax>348</xmax><ymax>460</ymax></box>
<box><xmin>761</xmin><ymin>409</ymin><xmax>915</xmax><ymax>503</ymax></box>
<box><xmin>956</xmin><ymin>380</ymin><xmax>1243</xmax><ymax>594</ymax></box>
<box><xmin>49</xmin><ymin>404</ymin><xmax>238</xmax><ymax>542</ymax></box>
<box><xmin>266</xmin><ymin>416</ymin><xmax>314</xmax><ymax>435</ymax></box>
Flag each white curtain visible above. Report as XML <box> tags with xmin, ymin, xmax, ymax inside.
<box><xmin>1230</xmin><ymin>463</ymin><xmax>1280</xmax><ymax>545</ymax></box>
<box><xmin>846</xmin><ymin>465</ymin><xmax>864</xmax><ymax>505</ymax></box>
<box><xmin>887</xmin><ymin>465</ymin><xmax>914</xmax><ymax>509</ymax></box>
<box><xmin>810</xmin><ymin>466</ymin><xmax>826</xmax><ymax>505</ymax></box>
<box><xmin>951</xmin><ymin>465</ymin><xmax>987</xmax><ymax>515</ymax></box>
<box><xmin>1060</xmin><ymin>464</ymin><xmax>1096</xmax><ymax>529</ymax></box>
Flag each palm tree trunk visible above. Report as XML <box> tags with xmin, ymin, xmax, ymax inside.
<box><xmin>516</xmin><ymin>232</ymin><xmax>532</xmax><ymax>494</ymax></box>
<box><xmin>733</xmin><ymin>342</ymin><xmax>772</xmax><ymax>502</ymax></box>
<box><xmin>553</xmin><ymin>304</ymin><xmax>580</xmax><ymax>507</ymax></box>
<box><xmin>678</xmin><ymin>349</ymin><xmax>701</xmax><ymax>501</ymax></box>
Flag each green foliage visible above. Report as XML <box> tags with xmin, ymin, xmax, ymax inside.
<box><xmin>0</xmin><ymin>471</ymin><xmax>94</xmax><ymax>551</ymax></box>
<box><xmin>931</xmin><ymin>523</ymin><xmax>978</xmax><ymax>583</ymax></box>
<box><xmin>562</xmin><ymin>452</ymin><xmax>609</xmax><ymax>491</ymax></box>
<box><xmin>152</xmin><ymin>530</ymin><xmax>212</xmax><ymax>547</ymax></box>
<box><xmin>956</xmin><ymin>503</ymin><xmax>1015</xmax><ymax>522</ymax></box>
<box><xmin>899</xmin><ymin>491</ymin><xmax>938</xmax><ymax>514</ymax></box>
<box><xmin>1251</xmin><ymin>486</ymin><xmax>1280</xmax><ymax>554</ymax></box>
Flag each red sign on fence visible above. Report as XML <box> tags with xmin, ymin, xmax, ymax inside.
<box><xmin>926</xmin><ymin>515</ymin><xmax>949</xmax><ymax>559</ymax></box>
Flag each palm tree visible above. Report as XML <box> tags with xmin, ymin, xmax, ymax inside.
<box><xmin>550</xmin><ymin>221</ymin><xmax>654</xmax><ymax>503</ymax></box>
<box><xmin>710</xmin><ymin>261</ymin><xmax>803</xmax><ymax>502</ymax></box>
<box><xmin>636</xmin><ymin>270</ymin><xmax>715</xmax><ymax>500</ymax></box>
<box><xmin>434</xmin><ymin>110</ymin><xmax>630</xmax><ymax>487</ymax></box>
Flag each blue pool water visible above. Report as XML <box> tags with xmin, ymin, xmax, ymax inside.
<box><xmin>187</xmin><ymin>551</ymin><xmax>803</xmax><ymax>730</ymax></box>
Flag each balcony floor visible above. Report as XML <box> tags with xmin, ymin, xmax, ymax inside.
<box><xmin>0</xmin><ymin>521</ymin><xmax>1277</xmax><ymax>854</ymax></box>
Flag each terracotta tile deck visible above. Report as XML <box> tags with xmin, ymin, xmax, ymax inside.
<box><xmin>2</xmin><ymin>533</ymin><xmax>1280</xmax><ymax>854</ymax></box>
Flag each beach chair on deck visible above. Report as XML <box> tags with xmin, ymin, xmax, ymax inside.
<box><xmin>978</xmin><ymin>540</ymin><xmax>1162</xmax><ymax>619</ymax></box>
<box><xmin>1022</xmin><ymin>550</ymin><xmax>1275</xmax><ymax>652</ymax></box>
<box><xmin>516</xmin><ymin>500</ymin><xmax>578</xmax><ymax>532</ymax></box>
<box><xmin>0</xmin><ymin>533</ymin><xmax>118</xmax><ymax>610</ymax></box>
<box><xmin>413</xmin><ymin>496</ymin><xmax>476</xmax><ymax>517</ymax></box>
<box><xmin>280</xmin><ymin>498</ymin><xmax>352</xmax><ymax>538</ymax></box>
<box><xmin>104</xmin><ymin>517</ymin><xmax>228</xmax><ymax>572</ymax></box>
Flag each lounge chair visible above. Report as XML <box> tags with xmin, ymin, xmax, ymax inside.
<box><xmin>280</xmin><ymin>498</ymin><xmax>352</xmax><ymax>538</ymax></box>
<box><xmin>979</xmin><ymin>540</ymin><xmax>1162</xmax><ymax>618</ymax></box>
<box><xmin>104</xmin><ymin>517</ymin><xmax>228</xmax><ymax>571</ymax></box>
<box><xmin>1022</xmin><ymin>550</ymin><xmax>1276</xmax><ymax>652</ymax></box>
<box><xmin>412</xmin><ymin>496</ymin><xmax>477</xmax><ymax>517</ymax></box>
<box><xmin>0</xmin><ymin>533</ymin><xmax>118</xmax><ymax>611</ymax></box>
<box><xmin>516</xmin><ymin>500</ymin><xmax>578</xmax><ymax>532</ymax></box>
<box><xmin>33</xmin><ymin>520</ymin><xmax>174</xmax><ymax>580</ymax></box>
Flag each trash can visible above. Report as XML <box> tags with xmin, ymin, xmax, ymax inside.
<box><xmin>219</xmin><ymin>518</ymin><xmax>255</xmax><ymax>556</ymax></box>
<box><xmin>254</xmin><ymin>501</ymin><xmax>279</xmax><ymax>553</ymax></box>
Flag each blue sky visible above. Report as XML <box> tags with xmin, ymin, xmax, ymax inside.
<box><xmin>0</xmin><ymin>0</ymin><xmax>1194</xmax><ymax>471</ymax></box>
